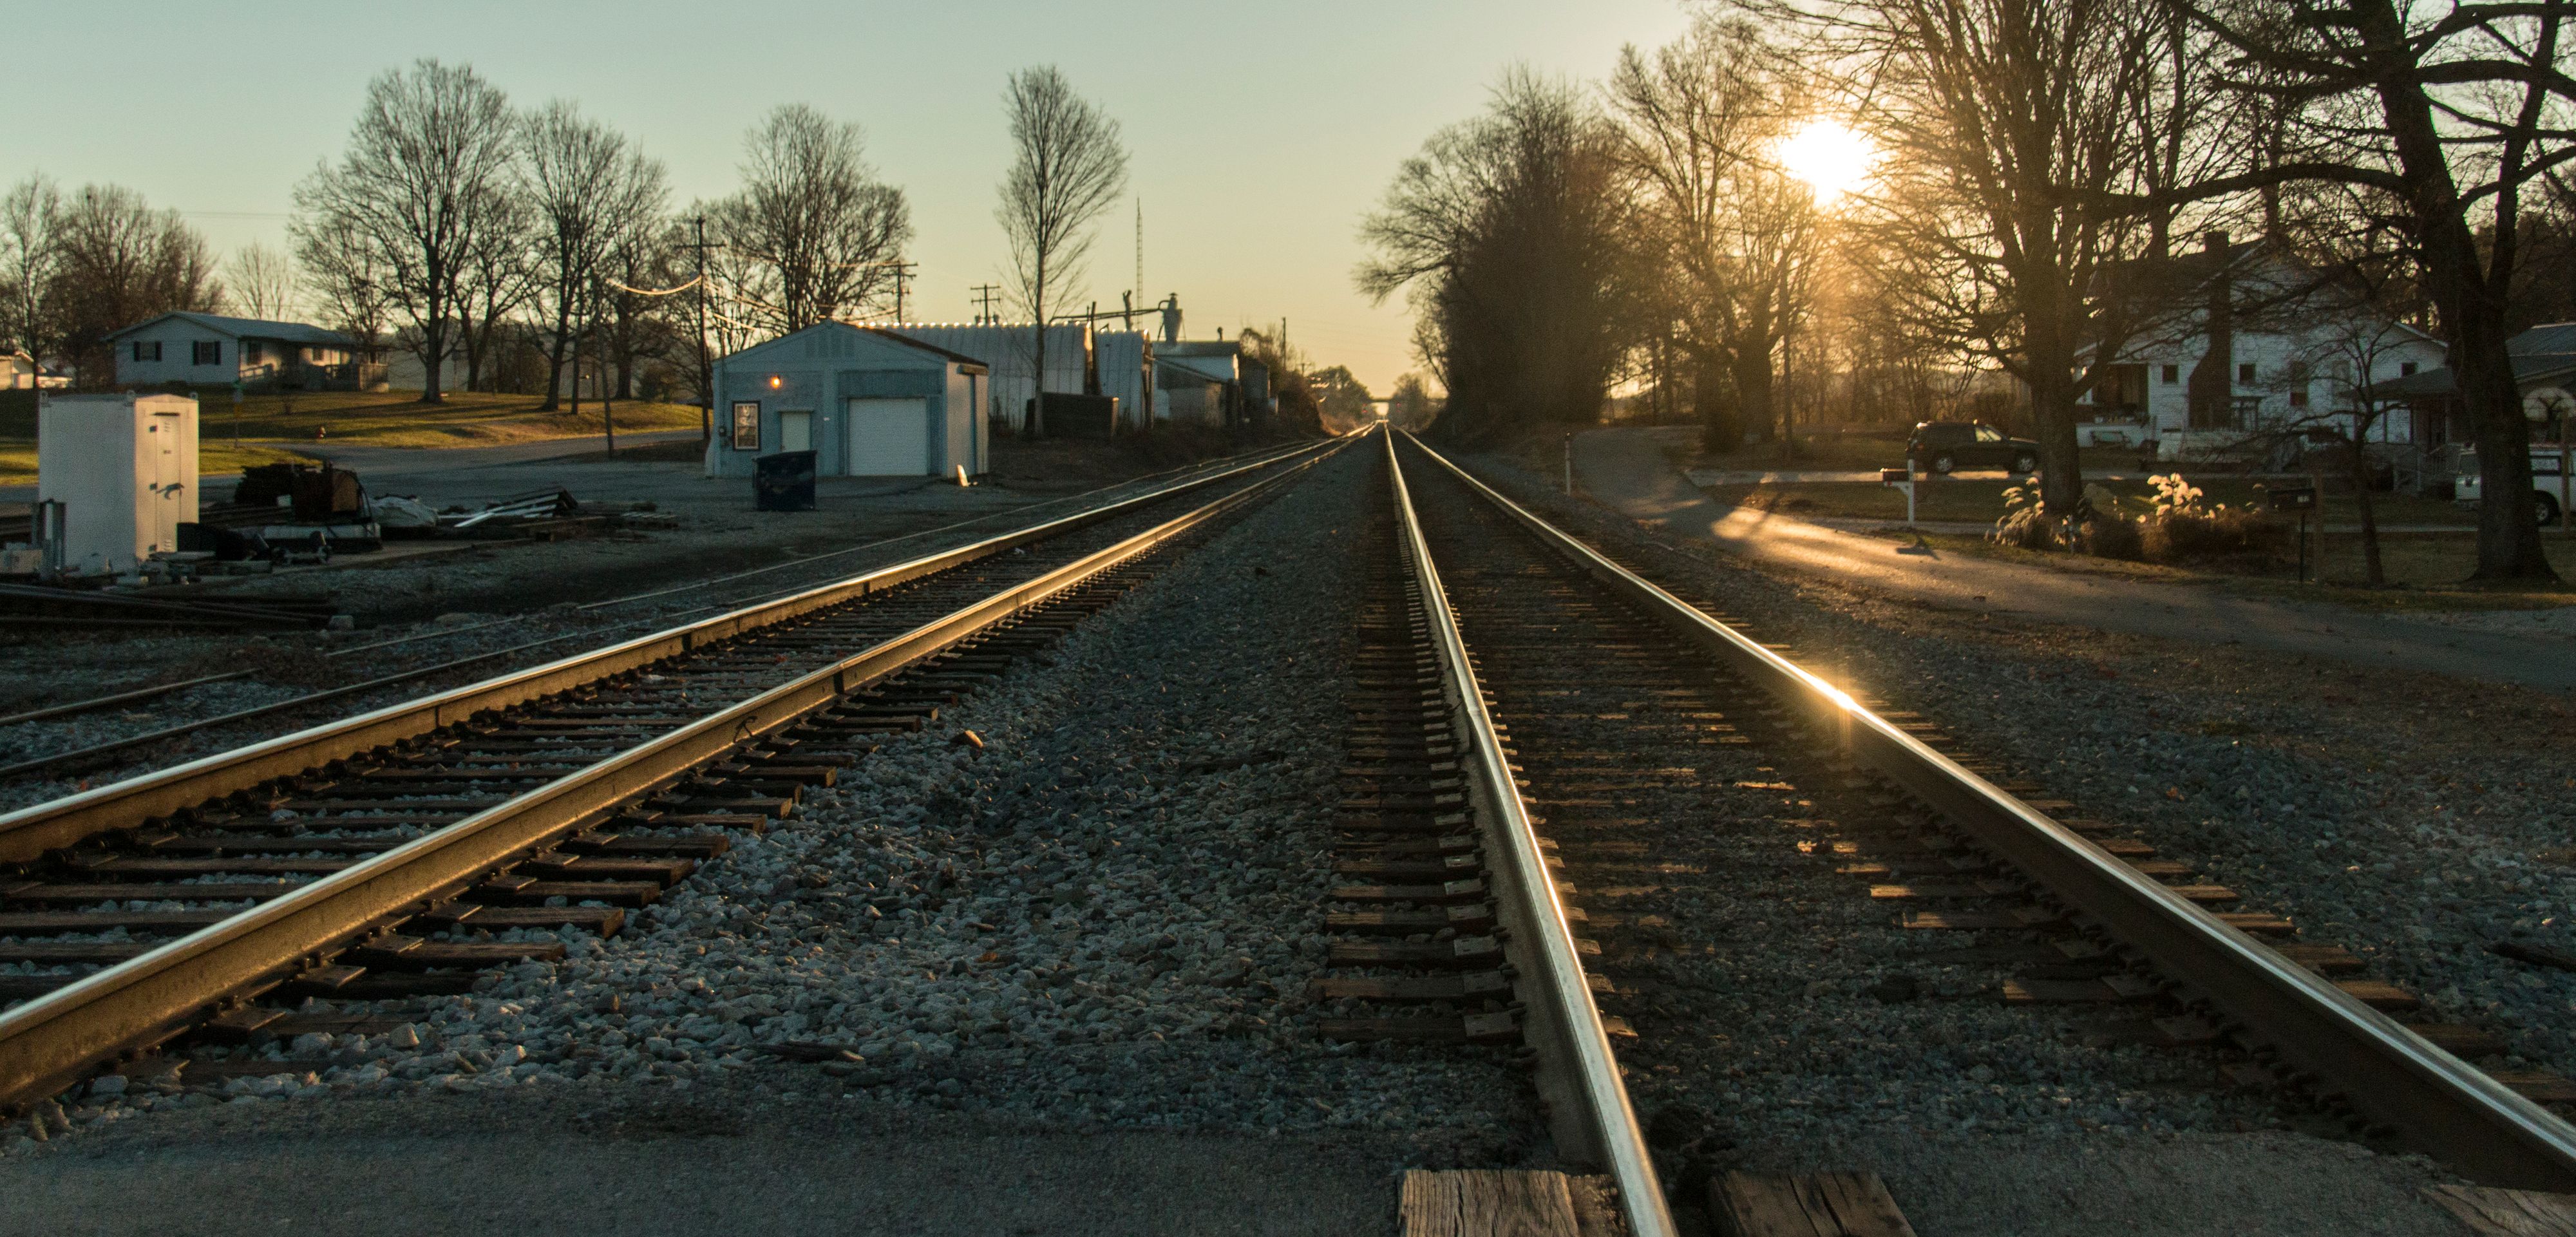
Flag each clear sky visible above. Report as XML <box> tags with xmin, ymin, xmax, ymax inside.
<box><xmin>1</xmin><ymin>1</ymin><xmax>1699</xmax><ymax>393</ymax></box>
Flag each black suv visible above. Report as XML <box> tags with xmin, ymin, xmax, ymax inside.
<box><xmin>1906</xmin><ymin>421</ymin><xmax>2040</xmax><ymax>475</ymax></box>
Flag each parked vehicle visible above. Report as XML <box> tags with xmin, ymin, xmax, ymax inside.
<box><xmin>1906</xmin><ymin>421</ymin><xmax>2041</xmax><ymax>475</ymax></box>
<box><xmin>2454</xmin><ymin>445</ymin><xmax>2569</xmax><ymax>526</ymax></box>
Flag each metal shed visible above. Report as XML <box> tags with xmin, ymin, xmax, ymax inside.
<box><xmin>37</xmin><ymin>393</ymin><xmax>199</xmax><ymax>576</ymax></box>
<box><xmin>705</xmin><ymin>325</ymin><xmax>989</xmax><ymax>479</ymax></box>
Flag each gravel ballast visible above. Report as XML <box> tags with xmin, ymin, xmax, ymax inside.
<box><xmin>1462</xmin><ymin>448</ymin><xmax>2576</xmax><ymax>1111</ymax></box>
<box><xmin>12</xmin><ymin>445</ymin><xmax>1533</xmax><ymax>1168</ymax></box>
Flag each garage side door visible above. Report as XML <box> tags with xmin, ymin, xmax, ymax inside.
<box><xmin>844</xmin><ymin>397</ymin><xmax>929</xmax><ymax>476</ymax></box>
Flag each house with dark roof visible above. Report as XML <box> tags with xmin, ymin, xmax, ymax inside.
<box><xmin>2371</xmin><ymin>322</ymin><xmax>2576</xmax><ymax>440</ymax></box>
<box><xmin>104</xmin><ymin>312</ymin><xmax>382</xmax><ymax>392</ymax></box>
<box><xmin>2075</xmin><ymin>234</ymin><xmax>2448</xmax><ymax>459</ymax></box>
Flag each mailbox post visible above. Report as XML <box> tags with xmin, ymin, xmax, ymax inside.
<box><xmin>1880</xmin><ymin>465</ymin><xmax>1917</xmax><ymax>527</ymax></box>
<box><xmin>2266</xmin><ymin>482</ymin><xmax>2318</xmax><ymax>581</ymax></box>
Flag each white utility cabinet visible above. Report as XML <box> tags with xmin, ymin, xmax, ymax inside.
<box><xmin>37</xmin><ymin>393</ymin><xmax>200</xmax><ymax>576</ymax></box>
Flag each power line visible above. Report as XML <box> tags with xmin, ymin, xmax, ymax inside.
<box><xmin>970</xmin><ymin>283</ymin><xmax>1000</xmax><ymax>325</ymax></box>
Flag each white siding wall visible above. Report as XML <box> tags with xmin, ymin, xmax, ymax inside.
<box><xmin>2097</xmin><ymin>328</ymin><xmax>2448</xmax><ymax>439</ymax></box>
<box><xmin>112</xmin><ymin>321</ymin><xmax>238</xmax><ymax>386</ymax></box>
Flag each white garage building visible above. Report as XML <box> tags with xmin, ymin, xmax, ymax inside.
<box><xmin>705</xmin><ymin>324</ymin><xmax>989</xmax><ymax>479</ymax></box>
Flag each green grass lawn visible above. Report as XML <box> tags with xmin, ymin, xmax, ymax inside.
<box><xmin>0</xmin><ymin>388</ymin><xmax>705</xmax><ymax>485</ymax></box>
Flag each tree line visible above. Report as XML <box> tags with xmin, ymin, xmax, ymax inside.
<box><xmin>1360</xmin><ymin>0</ymin><xmax>2576</xmax><ymax>581</ymax></box>
<box><xmin>3</xmin><ymin>59</ymin><xmax>1141</xmax><ymax>430</ymax></box>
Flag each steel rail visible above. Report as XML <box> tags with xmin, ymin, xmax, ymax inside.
<box><xmin>1383</xmin><ymin>432</ymin><xmax>1678</xmax><ymax>1237</ymax></box>
<box><xmin>0</xmin><ymin>443</ymin><xmax>1339</xmax><ymax>1112</ymax></box>
<box><xmin>0</xmin><ymin>439</ymin><xmax>1337</xmax><ymax>867</ymax></box>
<box><xmin>1398</xmin><ymin>430</ymin><xmax>2576</xmax><ymax>1192</ymax></box>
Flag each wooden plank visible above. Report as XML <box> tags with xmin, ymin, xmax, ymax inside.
<box><xmin>1308</xmin><ymin>972</ymin><xmax>1510</xmax><ymax>1001</ymax></box>
<box><xmin>2337</xmin><ymin>980</ymin><xmax>2420</xmax><ymax>1012</ymax></box>
<box><xmin>1713</xmin><ymin>1171</ymin><xmax>1918</xmax><ymax>1237</ymax></box>
<box><xmin>2424</xmin><ymin>1185</ymin><xmax>2576</xmax><ymax>1236</ymax></box>
<box><xmin>1399</xmin><ymin>1169</ymin><xmax>1582</xmax><ymax>1237</ymax></box>
<box><xmin>2412</xmin><ymin>1023</ymin><xmax>2508</xmax><ymax>1059</ymax></box>
<box><xmin>2494</xmin><ymin>1072</ymin><xmax>2576</xmax><ymax>1104</ymax></box>
<box><xmin>0</xmin><ymin>909</ymin><xmax>234</xmax><ymax>932</ymax></box>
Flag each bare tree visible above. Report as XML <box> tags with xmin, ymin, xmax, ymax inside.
<box><xmin>710</xmin><ymin>104</ymin><xmax>909</xmax><ymax>339</ymax></box>
<box><xmin>2172</xmin><ymin>0</ymin><xmax>2574</xmax><ymax>580</ymax></box>
<box><xmin>997</xmin><ymin>67</ymin><xmax>1129</xmax><ymax>435</ymax></box>
<box><xmin>292</xmin><ymin>59</ymin><xmax>518</xmax><ymax>404</ymax></box>
<box><xmin>520</xmin><ymin>100</ymin><xmax>666</xmax><ymax>409</ymax></box>
<box><xmin>223</xmin><ymin>241</ymin><xmax>299</xmax><ymax>321</ymax></box>
<box><xmin>1</xmin><ymin>175</ymin><xmax>64</xmax><ymax>370</ymax></box>
<box><xmin>453</xmin><ymin>180</ymin><xmax>538</xmax><ymax>393</ymax></box>
<box><xmin>294</xmin><ymin>209</ymin><xmax>393</xmax><ymax>361</ymax></box>
<box><xmin>52</xmin><ymin>184</ymin><xmax>223</xmax><ymax>383</ymax></box>
<box><xmin>1360</xmin><ymin>71</ymin><xmax>1633</xmax><ymax>440</ymax></box>
<box><xmin>1609</xmin><ymin>16</ymin><xmax>1823</xmax><ymax>453</ymax></box>
<box><xmin>1768</xmin><ymin>0</ymin><xmax>2222</xmax><ymax>519</ymax></box>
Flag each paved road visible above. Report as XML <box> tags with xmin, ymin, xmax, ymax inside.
<box><xmin>1572</xmin><ymin>427</ymin><xmax>2576</xmax><ymax>692</ymax></box>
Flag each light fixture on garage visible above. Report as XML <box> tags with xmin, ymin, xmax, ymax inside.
<box><xmin>768</xmin><ymin>375</ymin><xmax>782</xmax><ymax>390</ymax></box>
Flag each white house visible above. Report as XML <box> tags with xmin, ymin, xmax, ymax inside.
<box><xmin>2076</xmin><ymin>236</ymin><xmax>2449</xmax><ymax>459</ymax></box>
<box><xmin>4</xmin><ymin>350</ymin><xmax>69</xmax><ymax>390</ymax></box>
<box><xmin>105</xmin><ymin>312</ymin><xmax>374</xmax><ymax>391</ymax></box>
<box><xmin>705</xmin><ymin>323</ymin><xmax>989</xmax><ymax>479</ymax></box>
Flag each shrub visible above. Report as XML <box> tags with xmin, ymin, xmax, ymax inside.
<box><xmin>1988</xmin><ymin>480</ymin><xmax>2062</xmax><ymax>549</ymax></box>
<box><xmin>2136</xmin><ymin>473</ymin><xmax>2286</xmax><ymax>563</ymax></box>
<box><xmin>2074</xmin><ymin>513</ymin><xmax>2145</xmax><ymax>560</ymax></box>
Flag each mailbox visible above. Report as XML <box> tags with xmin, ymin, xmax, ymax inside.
<box><xmin>2265</xmin><ymin>484</ymin><xmax>2317</xmax><ymax>513</ymax></box>
<box><xmin>1880</xmin><ymin>467</ymin><xmax>1911</xmax><ymax>486</ymax></box>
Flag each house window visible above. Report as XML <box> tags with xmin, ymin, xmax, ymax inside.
<box><xmin>730</xmin><ymin>401</ymin><xmax>762</xmax><ymax>451</ymax></box>
<box><xmin>244</xmin><ymin>342</ymin><xmax>265</xmax><ymax>364</ymax></box>
<box><xmin>2237</xmin><ymin>363</ymin><xmax>2257</xmax><ymax>384</ymax></box>
<box><xmin>192</xmin><ymin>341</ymin><xmax>221</xmax><ymax>366</ymax></box>
<box><xmin>132</xmin><ymin>341</ymin><xmax>162</xmax><ymax>362</ymax></box>
<box><xmin>2159</xmin><ymin>364</ymin><xmax>2179</xmax><ymax>384</ymax></box>
<box><xmin>2289</xmin><ymin>390</ymin><xmax>2308</xmax><ymax>408</ymax></box>
<box><xmin>2400</xmin><ymin>361</ymin><xmax>2418</xmax><ymax>376</ymax></box>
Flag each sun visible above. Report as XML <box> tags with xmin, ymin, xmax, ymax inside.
<box><xmin>1777</xmin><ymin>120</ymin><xmax>1877</xmax><ymax>204</ymax></box>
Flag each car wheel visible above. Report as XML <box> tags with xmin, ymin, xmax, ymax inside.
<box><xmin>1931</xmin><ymin>453</ymin><xmax>1956</xmax><ymax>475</ymax></box>
<box><xmin>2011</xmin><ymin>452</ymin><xmax>2037</xmax><ymax>474</ymax></box>
<box><xmin>2540</xmin><ymin>491</ymin><xmax>2564</xmax><ymax>527</ymax></box>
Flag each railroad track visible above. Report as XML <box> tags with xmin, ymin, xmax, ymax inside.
<box><xmin>0</xmin><ymin>439</ymin><xmax>1334</xmax><ymax>786</ymax></box>
<box><xmin>0</xmin><ymin>438</ymin><xmax>1342</xmax><ymax>1113</ymax></box>
<box><xmin>1358</xmin><ymin>430</ymin><xmax>2576</xmax><ymax>1233</ymax></box>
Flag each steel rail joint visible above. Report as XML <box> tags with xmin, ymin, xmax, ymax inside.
<box><xmin>0</xmin><ymin>442</ymin><xmax>1338</xmax><ymax>1113</ymax></box>
<box><xmin>1385</xmin><ymin>433</ymin><xmax>1679</xmax><ymax>1237</ymax></box>
<box><xmin>0</xmin><ymin>439</ymin><xmax>1340</xmax><ymax>867</ymax></box>
<box><xmin>1400</xmin><ymin>431</ymin><xmax>2576</xmax><ymax>1191</ymax></box>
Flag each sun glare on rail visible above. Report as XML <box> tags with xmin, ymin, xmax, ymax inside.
<box><xmin>1779</xmin><ymin>120</ymin><xmax>1876</xmax><ymax>205</ymax></box>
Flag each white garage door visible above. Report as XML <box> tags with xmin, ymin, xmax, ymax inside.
<box><xmin>844</xmin><ymin>397</ymin><xmax>929</xmax><ymax>475</ymax></box>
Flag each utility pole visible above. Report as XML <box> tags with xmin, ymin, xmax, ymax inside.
<box><xmin>889</xmin><ymin>260</ymin><xmax>918</xmax><ymax>323</ymax></box>
<box><xmin>686</xmin><ymin>214</ymin><xmax>714</xmax><ymax>446</ymax></box>
<box><xmin>971</xmin><ymin>283</ymin><xmax>999</xmax><ymax>326</ymax></box>
<box><xmin>594</xmin><ymin>274</ymin><xmax>615</xmax><ymax>457</ymax></box>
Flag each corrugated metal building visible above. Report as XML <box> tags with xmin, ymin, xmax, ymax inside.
<box><xmin>705</xmin><ymin>323</ymin><xmax>989</xmax><ymax>478</ymax></box>
<box><xmin>886</xmin><ymin>323</ymin><xmax>1093</xmax><ymax>433</ymax></box>
<box><xmin>1093</xmin><ymin>330</ymin><xmax>1155</xmax><ymax>430</ymax></box>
